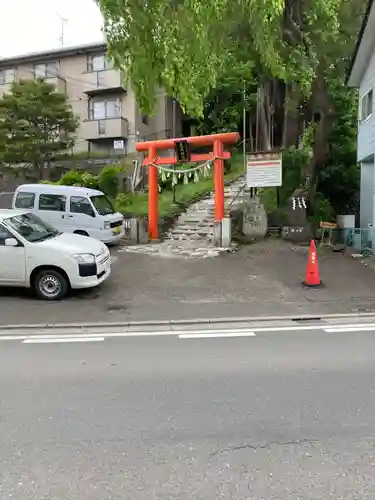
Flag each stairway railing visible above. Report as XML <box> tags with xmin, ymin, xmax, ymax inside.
<box><xmin>226</xmin><ymin>183</ymin><xmax>247</xmax><ymax>214</ymax></box>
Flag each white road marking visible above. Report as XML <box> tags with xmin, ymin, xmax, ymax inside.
<box><xmin>0</xmin><ymin>328</ymin><xmax>256</xmax><ymax>342</ymax></box>
<box><xmin>249</xmin><ymin>323</ymin><xmax>375</xmax><ymax>333</ymax></box>
<box><xmin>179</xmin><ymin>331</ymin><xmax>256</xmax><ymax>339</ymax></box>
<box><xmin>324</xmin><ymin>325</ymin><xmax>375</xmax><ymax>333</ymax></box>
<box><xmin>1</xmin><ymin>321</ymin><xmax>375</xmax><ymax>345</ymax></box>
<box><xmin>23</xmin><ymin>337</ymin><xmax>105</xmax><ymax>344</ymax></box>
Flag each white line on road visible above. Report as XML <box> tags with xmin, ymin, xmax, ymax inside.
<box><xmin>1</xmin><ymin>321</ymin><xmax>375</xmax><ymax>345</ymax></box>
<box><xmin>179</xmin><ymin>331</ymin><xmax>256</xmax><ymax>339</ymax></box>
<box><xmin>324</xmin><ymin>324</ymin><xmax>375</xmax><ymax>333</ymax></box>
<box><xmin>23</xmin><ymin>337</ymin><xmax>105</xmax><ymax>344</ymax></box>
<box><xmin>0</xmin><ymin>328</ymin><xmax>257</xmax><ymax>342</ymax></box>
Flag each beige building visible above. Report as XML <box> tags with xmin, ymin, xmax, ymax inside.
<box><xmin>0</xmin><ymin>42</ymin><xmax>183</xmax><ymax>155</ymax></box>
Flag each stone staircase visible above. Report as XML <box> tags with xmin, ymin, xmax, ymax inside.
<box><xmin>165</xmin><ymin>177</ymin><xmax>248</xmax><ymax>244</ymax></box>
<box><xmin>120</xmin><ymin>176</ymin><xmax>248</xmax><ymax>259</ymax></box>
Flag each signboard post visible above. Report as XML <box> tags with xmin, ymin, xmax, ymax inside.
<box><xmin>320</xmin><ymin>221</ymin><xmax>337</xmax><ymax>246</ymax></box>
<box><xmin>246</xmin><ymin>152</ymin><xmax>282</xmax><ymax>188</ymax></box>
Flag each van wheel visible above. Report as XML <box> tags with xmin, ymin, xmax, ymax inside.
<box><xmin>34</xmin><ymin>269</ymin><xmax>69</xmax><ymax>301</ymax></box>
<box><xmin>74</xmin><ymin>230</ymin><xmax>89</xmax><ymax>237</ymax></box>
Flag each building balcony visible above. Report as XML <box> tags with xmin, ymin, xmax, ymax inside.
<box><xmin>81</xmin><ymin>117</ymin><xmax>128</xmax><ymax>140</ymax></box>
<box><xmin>84</xmin><ymin>69</ymin><xmax>126</xmax><ymax>96</ymax></box>
<box><xmin>44</xmin><ymin>75</ymin><xmax>67</xmax><ymax>94</ymax></box>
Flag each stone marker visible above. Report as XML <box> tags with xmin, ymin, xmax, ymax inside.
<box><xmin>242</xmin><ymin>196</ymin><xmax>268</xmax><ymax>238</ymax></box>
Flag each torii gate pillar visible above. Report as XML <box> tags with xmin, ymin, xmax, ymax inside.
<box><xmin>136</xmin><ymin>132</ymin><xmax>240</xmax><ymax>240</ymax></box>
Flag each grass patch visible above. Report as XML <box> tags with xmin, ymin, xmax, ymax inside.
<box><xmin>117</xmin><ymin>154</ymin><xmax>245</xmax><ymax>217</ymax></box>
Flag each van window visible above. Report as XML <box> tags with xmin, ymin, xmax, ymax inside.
<box><xmin>70</xmin><ymin>196</ymin><xmax>95</xmax><ymax>217</ymax></box>
<box><xmin>91</xmin><ymin>195</ymin><xmax>115</xmax><ymax>216</ymax></box>
<box><xmin>39</xmin><ymin>194</ymin><xmax>66</xmax><ymax>212</ymax></box>
<box><xmin>15</xmin><ymin>192</ymin><xmax>35</xmax><ymax>209</ymax></box>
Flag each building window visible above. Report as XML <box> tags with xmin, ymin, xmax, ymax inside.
<box><xmin>98</xmin><ymin>120</ymin><xmax>106</xmax><ymax>135</ymax></box>
<box><xmin>89</xmin><ymin>98</ymin><xmax>121</xmax><ymax>120</ymax></box>
<box><xmin>38</xmin><ymin>194</ymin><xmax>66</xmax><ymax>212</ymax></box>
<box><xmin>142</xmin><ymin>114</ymin><xmax>149</xmax><ymax>125</ymax></box>
<box><xmin>34</xmin><ymin>62</ymin><xmax>59</xmax><ymax>78</ymax></box>
<box><xmin>361</xmin><ymin>89</ymin><xmax>373</xmax><ymax>122</ymax></box>
<box><xmin>87</xmin><ymin>54</ymin><xmax>113</xmax><ymax>72</ymax></box>
<box><xmin>15</xmin><ymin>192</ymin><xmax>35</xmax><ymax>209</ymax></box>
<box><xmin>0</xmin><ymin>68</ymin><xmax>15</xmax><ymax>85</ymax></box>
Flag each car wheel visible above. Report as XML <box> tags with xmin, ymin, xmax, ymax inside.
<box><xmin>74</xmin><ymin>230</ymin><xmax>89</xmax><ymax>237</ymax></box>
<box><xmin>34</xmin><ymin>269</ymin><xmax>69</xmax><ymax>301</ymax></box>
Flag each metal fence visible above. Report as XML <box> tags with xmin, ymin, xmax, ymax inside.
<box><xmin>339</xmin><ymin>228</ymin><xmax>375</xmax><ymax>255</ymax></box>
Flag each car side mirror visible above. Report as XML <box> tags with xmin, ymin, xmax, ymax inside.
<box><xmin>5</xmin><ymin>238</ymin><xmax>19</xmax><ymax>247</ymax></box>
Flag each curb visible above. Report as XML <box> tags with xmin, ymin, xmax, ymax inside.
<box><xmin>1</xmin><ymin>312</ymin><xmax>375</xmax><ymax>331</ymax></box>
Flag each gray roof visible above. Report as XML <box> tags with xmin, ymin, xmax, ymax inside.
<box><xmin>0</xmin><ymin>41</ymin><xmax>107</xmax><ymax>68</ymax></box>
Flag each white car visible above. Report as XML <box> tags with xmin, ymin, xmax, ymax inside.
<box><xmin>0</xmin><ymin>209</ymin><xmax>111</xmax><ymax>300</ymax></box>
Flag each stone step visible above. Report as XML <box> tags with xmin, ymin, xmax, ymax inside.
<box><xmin>169</xmin><ymin>228</ymin><xmax>213</xmax><ymax>236</ymax></box>
<box><xmin>169</xmin><ymin>228</ymin><xmax>197</xmax><ymax>235</ymax></box>
<box><xmin>166</xmin><ymin>234</ymin><xmax>206</xmax><ymax>241</ymax></box>
<box><xmin>178</xmin><ymin>216</ymin><xmax>214</xmax><ymax>224</ymax></box>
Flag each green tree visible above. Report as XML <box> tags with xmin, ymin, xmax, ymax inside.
<box><xmin>0</xmin><ymin>79</ymin><xmax>78</xmax><ymax>179</ymax></box>
<box><xmin>98</xmin><ymin>0</ymin><xmax>343</xmax><ymax>117</ymax></box>
<box><xmin>98</xmin><ymin>0</ymin><xmax>365</xmax><ymax>215</ymax></box>
<box><xmin>317</xmin><ymin>84</ymin><xmax>359</xmax><ymax>215</ymax></box>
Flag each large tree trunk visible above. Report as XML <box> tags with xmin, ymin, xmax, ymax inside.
<box><xmin>258</xmin><ymin>82</ymin><xmax>271</xmax><ymax>151</ymax></box>
<box><xmin>305</xmin><ymin>71</ymin><xmax>334</xmax><ymax>193</ymax></box>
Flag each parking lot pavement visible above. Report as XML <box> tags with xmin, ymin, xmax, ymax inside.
<box><xmin>1</xmin><ymin>240</ymin><xmax>375</xmax><ymax>326</ymax></box>
<box><xmin>0</xmin><ymin>192</ymin><xmax>13</xmax><ymax>209</ymax></box>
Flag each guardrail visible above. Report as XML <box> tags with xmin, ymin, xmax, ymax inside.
<box><xmin>343</xmin><ymin>228</ymin><xmax>375</xmax><ymax>255</ymax></box>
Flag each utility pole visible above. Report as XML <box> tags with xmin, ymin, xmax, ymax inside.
<box><xmin>57</xmin><ymin>13</ymin><xmax>68</xmax><ymax>47</ymax></box>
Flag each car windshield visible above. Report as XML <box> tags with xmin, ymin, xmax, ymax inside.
<box><xmin>90</xmin><ymin>195</ymin><xmax>115</xmax><ymax>216</ymax></box>
<box><xmin>3</xmin><ymin>212</ymin><xmax>60</xmax><ymax>243</ymax></box>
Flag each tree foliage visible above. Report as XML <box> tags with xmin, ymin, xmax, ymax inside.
<box><xmin>0</xmin><ymin>79</ymin><xmax>78</xmax><ymax>179</ymax></box>
<box><xmin>98</xmin><ymin>0</ymin><xmax>344</xmax><ymax>116</ymax></box>
<box><xmin>98</xmin><ymin>0</ymin><xmax>366</xmax><ymax>218</ymax></box>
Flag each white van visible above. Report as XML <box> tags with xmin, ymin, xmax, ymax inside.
<box><xmin>0</xmin><ymin>209</ymin><xmax>111</xmax><ymax>300</ymax></box>
<box><xmin>12</xmin><ymin>184</ymin><xmax>125</xmax><ymax>244</ymax></box>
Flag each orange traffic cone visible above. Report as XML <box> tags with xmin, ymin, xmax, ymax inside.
<box><xmin>303</xmin><ymin>240</ymin><xmax>323</xmax><ymax>287</ymax></box>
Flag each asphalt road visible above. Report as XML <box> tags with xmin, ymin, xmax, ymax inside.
<box><xmin>2</xmin><ymin>327</ymin><xmax>375</xmax><ymax>499</ymax></box>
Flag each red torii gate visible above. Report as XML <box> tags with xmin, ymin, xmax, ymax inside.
<box><xmin>136</xmin><ymin>132</ymin><xmax>240</xmax><ymax>240</ymax></box>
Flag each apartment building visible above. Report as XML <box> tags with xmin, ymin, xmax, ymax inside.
<box><xmin>0</xmin><ymin>42</ymin><xmax>183</xmax><ymax>155</ymax></box>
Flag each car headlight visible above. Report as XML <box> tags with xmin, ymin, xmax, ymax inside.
<box><xmin>104</xmin><ymin>221</ymin><xmax>111</xmax><ymax>229</ymax></box>
<box><xmin>72</xmin><ymin>253</ymin><xmax>95</xmax><ymax>264</ymax></box>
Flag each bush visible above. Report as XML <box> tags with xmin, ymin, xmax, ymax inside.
<box><xmin>81</xmin><ymin>172</ymin><xmax>100</xmax><ymax>190</ymax></box>
<box><xmin>308</xmin><ymin>193</ymin><xmax>335</xmax><ymax>231</ymax></box>
<box><xmin>43</xmin><ymin>165</ymin><xmax>123</xmax><ymax>197</ymax></box>
<box><xmin>58</xmin><ymin>170</ymin><xmax>85</xmax><ymax>186</ymax></box>
<box><xmin>99</xmin><ymin>165</ymin><xmax>122</xmax><ymax>198</ymax></box>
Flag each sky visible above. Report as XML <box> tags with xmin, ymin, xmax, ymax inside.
<box><xmin>0</xmin><ymin>0</ymin><xmax>104</xmax><ymax>58</ymax></box>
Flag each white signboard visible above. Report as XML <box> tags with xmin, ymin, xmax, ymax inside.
<box><xmin>246</xmin><ymin>154</ymin><xmax>282</xmax><ymax>188</ymax></box>
<box><xmin>113</xmin><ymin>140</ymin><xmax>124</xmax><ymax>150</ymax></box>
